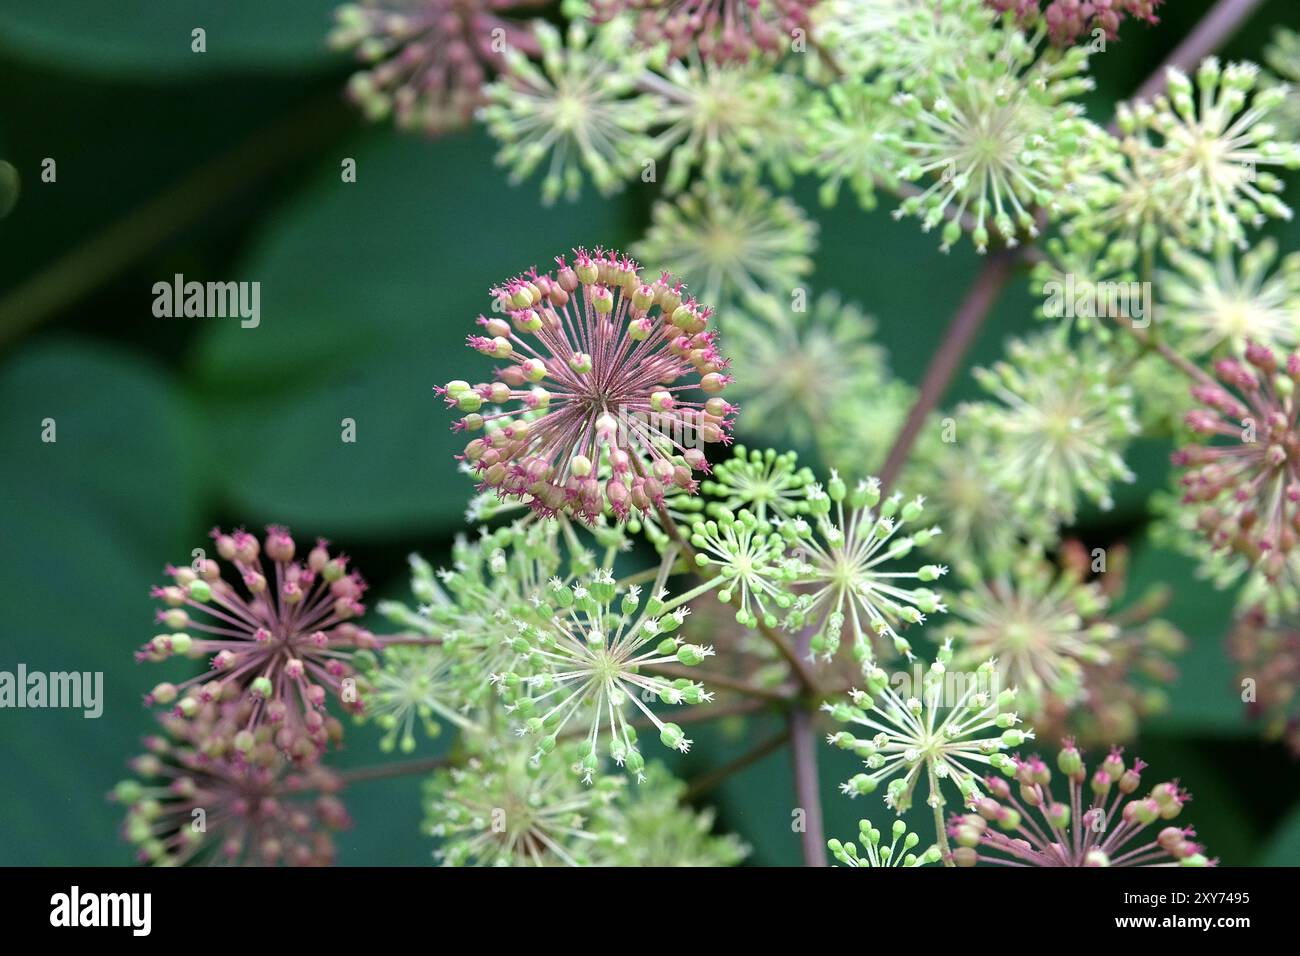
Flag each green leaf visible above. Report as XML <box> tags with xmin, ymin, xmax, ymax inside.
<box><xmin>0</xmin><ymin>0</ymin><xmax>341</xmax><ymax>76</ymax></box>
<box><xmin>192</xmin><ymin>128</ymin><xmax>634</xmax><ymax>534</ymax></box>
<box><xmin>0</xmin><ymin>338</ymin><xmax>204</xmax><ymax>864</ymax></box>
<box><xmin>1257</xmin><ymin>801</ymin><xmax>1300</xmax><ymax>866</ymax></box>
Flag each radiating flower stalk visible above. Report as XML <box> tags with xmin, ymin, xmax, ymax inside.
<box><xmin>949</xmin><ymin>741</ymin><xmax>1213</xmax><ymax>866</ymax></box>
<box><xmin>438</xmin><ymin>246</ymin><xmax>735</xmax><ymax>523</ymax></box>
<box><xmin>1172</xmin><ymin>344</ymin><xmax>1300</xmax><ymax>616</ymax></box>
<box><xmin>138</xmin><ymin>526</ymin><xmax>403</xmax><ymax>764</ymax></box>
<box><xmin>824</xmin><ymin>641</ymin><xmax>1031</xmax><ymax>863</ymax></box>
<box><xmin>330</xmin><ymin>0</ymin><xmax>544</xmax><ymax>134</ymax></box>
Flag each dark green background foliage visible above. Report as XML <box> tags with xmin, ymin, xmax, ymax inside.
<box><xmin>1</xmin><ymin>0</ymin><xmax>1299</xmax><ymax>866</ymax></box>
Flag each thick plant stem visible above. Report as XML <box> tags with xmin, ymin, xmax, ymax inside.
<box><xmin>789</xmin><ymin>706</ymin><xmax>827</xmax><ymax>866</ymax></box>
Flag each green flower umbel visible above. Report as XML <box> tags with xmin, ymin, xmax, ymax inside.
<box><xmin>423</xmin><ymin>735</ymin><xmax>622</xmax><ymax>866</ymax></box>
<box><xmin>480</xmin><ymin>20</ymin><xmax>658</xmax><ymax>204</ymax></box>
<box><xmin>498</xmin><ymin>567</ymin><xmax>715</xmax><ymax>782</ymax></box>
<box><xmin>824</xmin><ymin>641</ymin><xmax>1030</xmax><ymax>814</ymax></box>
<box><xmin>828</xmin><ymin>818</ymin><xmax>941</xmax><ymax>867</ymax></box>
<box><xmin>965</xmin><ymin>332</ymin><xmax>1139</xmax><ymax>525</ymax></box>
<box><xmin>782</xmin><ymin>474</ymin><xmax>947</xmax><ymax>665</ymax></box>
<box><xmin>892</xmin><ymin>15</ymin><xmax>1094</xmax><ymax>252</ymax></box>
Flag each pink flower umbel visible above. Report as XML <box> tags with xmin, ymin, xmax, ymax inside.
<box><xmin>1172</xmin><ymin>343</ymin><xmax>1300</xmax><ymax>583</ymax></box>
<box><xmin>330</xmin><ymin>0</ymin><xmax>543</xmax><ymax>135</ymax></box>
<box><xmin>987</xmin><ymin>0</ymin><xmax>1164</xmax><ymax>46</ymax></box>
<box><xmin>440</xmin><ymin>248</ymin><xmax>736</xmax><ymax>522</ymax></box>
<box><xmin>949</xmin><ymin>742</ymin><xmax>1213</xmax><ymax>866</ymax></box>
<box><xmin>112</xmin><ymin>706</ymin><xmax>350</xmax><ymax>866</ymax></box>
<box><xmin>592</xmin><ymin>0</ymin><xmax>815</xmax><ymax>64</ymax></box>
<box><xmin>1228</xmin><ymin>605</ymin><xmax>1300</xmax><ymax>756</ymax></box>
<box><xmin>140</xmin><ymin>527</ymin><xmax>381</xmax><ymax>764</ymax></box>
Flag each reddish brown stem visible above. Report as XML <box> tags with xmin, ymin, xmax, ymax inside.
<box><xmin>789</xmin><ymin>707</ymin><xmax>827</xmax><ymax>867</ymax></box>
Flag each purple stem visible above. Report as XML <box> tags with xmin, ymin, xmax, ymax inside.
<box><xmin>790</xmin><ymin>706</ymin><xmax>828</xmax><ymax>867</ymax></box>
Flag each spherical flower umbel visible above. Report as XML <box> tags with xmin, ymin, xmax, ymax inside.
<box><xmin>632</xmin><ymin>180</ymin><xmax>817</xmax><ymax>318</ymax></box>
<box><xmin>1264</xmin><ymin>27</ymin><xmax>1300</xmax><ymax>141</ymax></box>
<box><xmin>111</xmin><ymin>705</ymin><xmax>350</xmax><ymax>866</ymax></box>
<box><xmin>726</xmin><ymin>292</ymin><xmax>890</xmax><ymax>456</ymax></box>
<box><xmin>479</xmin><ymin>20</ymin><xmax>659</xmax><ymax>204</ymax></box>
<box><xmin>329</xmin><ymin>0</ymin><xmax>543</xmax><ymax>134</ymax></box>
<box><xmin>690</xmin><ymin>509</ymin><xmax>803</xmax><ymax>627</ymax></box>
<box><xmin>824</xmin><ymin>642</ymin><xmax>1031</xmax><ymax>814</ymax></box>
<box><xmin>1172</xmin><ymin>344</ymin><xmax>1300</xmax><ymax>589</ymax></box>
<box><xmin>354</xmin><ymin>642</ymin><xmax>476</xmax><ymax>754</ymax></box>
<box><xmin>967</xmin><ymin>332</ymin><xmax>1139</xmax><ymax>524</ymax></box>
<box><xmin>139</xmin><ymin>527</ymin><xmax>379</xmax><ymax>764</ymax></box>
<box><xmin>595</xmin><ymin>760</ymin><xmax>750</xmax><ymax>865</ymax></box>
<box><xmin>641</xmin><ymin>52</ymin><xmax>805</xmax><ymax>193</ymax></box>
<box><xmin>699</xmin><ymin>445</ymin><xmax>815</xmax><ymax>522</ymax></box>
<box><xmin>949</xmin><ymin>741</ymin><xmax>1213</xmax><ymax>866</ymax></box>
<box><xmin>1031</xmin><ymin>540</ymin><xmax>1185</xmax><ymax>746</ymax></box>
<box><xmin>799</xmin><ymin>76</ymin><xmax>903</xmax><ymax>210</ymax></box>
<box><xmin>828</xmin><ymin>818</ymin><xmax>941</xmax><ymax>867</ymax></box>
<box><xmin>904</xmin><ymin>428</ymin><xmax>1051</xmax><ymax>579</ymax></box>
<box><xmin>891</xmin><ymin>17</ymin><xmax>1094</xmax><ymax>252</ymax></box>
<box><xmin>439</xmin><ymin>247</ymin><xmax>735</xmax><ymax>523</ymax></box>
<box><xmin>1228</xmin><ymin>606</ymin><xmax>1300</xmax><ymax>755</ymax></box>
<box><xmin>496</xmin><ymin>567</ymin><xmax>715</xmax><ymax>782</ymax></box>
<box><xmin>945</xmin><ymin>550</ymin><xmax>1119</xmax><ymax>718</ymax></box>
<box><xmin>987</xmin><ymin>0</ymin><xmax>1164</xmax><ymax>47</ymax></box>
<box><xmin>423</xmin><ymin>735</ymin><xmax>623</xmax><ymax>865</ymax></box>
<box><xmin>1124</xmin><ymin>58</ymin><xmax>1300</xmax><ymax>251</ymax></box>
<box><xmin>393</xmin><ymin>522</ymin><xmax>596</xmax><ymax>712</ymax></box>
<box><xmin>592</xmin><ymin>0</ymin><xmax>816</xmax><ymax>64</ymax></box>
<box><xmin>783</xmin><ymin>474</ymin><xmax>947</xmax><ymax>664</ymax></box>
<box><xmin>1157</xmin><ymin>237</ymin><xmax>1300</xmax><ymax>358</ymax></box>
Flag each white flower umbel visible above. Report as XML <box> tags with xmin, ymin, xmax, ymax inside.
<box><xmin>824</xmin><ymin>641</ymin><xmax>1030</xmax><ymax>816</ymax></box>
<box><xmin>783</xmin><ymin>473</ymin><xmax>946</xmax><ymax>665</ymax></box>
<box><xmin>498</xmin><ymin>562</ymin><xmax>716</xmax><ymax>783</ymax></box>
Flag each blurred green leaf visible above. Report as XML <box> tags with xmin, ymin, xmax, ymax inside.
<box><xmin>191</xmin><ymin>128</ymin><xmax>634</xmax><ymax>534</ymax></box>
<box><xmin>0</xmin><ymin>338</ymin><xmax>204</xmax><ymax>864</ymax></box>
<box><xmin>0</xmin><ymin>0</ymin><xmax>341</xmax><ymax>76</ymax></box>
<box><xmin>1257</xmin><ymin>802</ymin><xmax>1300</xmax><ymax>865</ymax></box>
